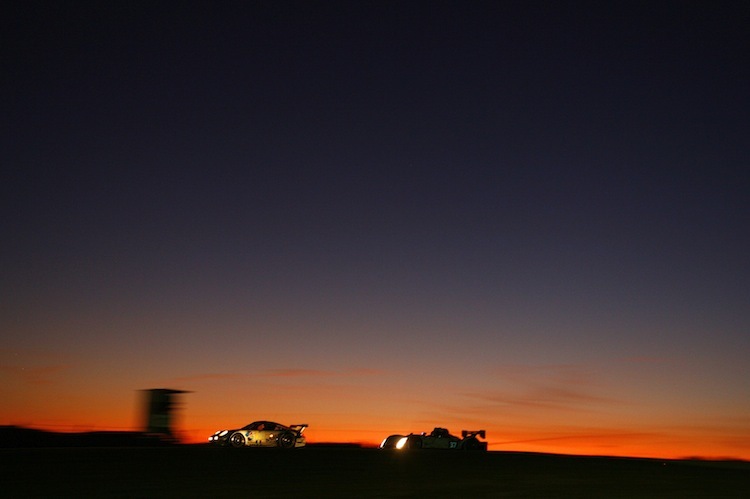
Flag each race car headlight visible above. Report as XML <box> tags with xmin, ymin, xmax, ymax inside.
<box><xmin>396</xmin><ymin>437</ymin><xmax>408</xmax><ymax>450</ymax></box>
<box><xmin>219</xmin><ymin>430</ymin><xmax>228</xmax><ymax>436</ymax></box>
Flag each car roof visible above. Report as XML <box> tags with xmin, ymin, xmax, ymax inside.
<box><xmin>242</xmin><ymin>420</ymin><xmax>287</xmax><ymax>429</ymax></box>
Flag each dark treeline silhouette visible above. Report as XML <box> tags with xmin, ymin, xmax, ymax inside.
<box><xmin>0</xmin><ymin>426</ymin><xmax>173</xmax><ymax>448</ymax></box>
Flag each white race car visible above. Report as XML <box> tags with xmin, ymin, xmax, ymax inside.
<box><xmin>380</xmin><ymin>427</ymin><xmax>487</xmax><ymax>451</ymax></box>
<box><xmin>208</xmin><ymin>420</ymin><xmax>307</xmax><ymax>449</ymax></box>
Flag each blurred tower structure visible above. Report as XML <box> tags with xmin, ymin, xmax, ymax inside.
<box><xmin>141</xmin><ymin>388</ymin><xmax>189</xmax><ymax>440</ymax></box>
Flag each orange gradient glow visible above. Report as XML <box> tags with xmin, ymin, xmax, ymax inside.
<box><xmin>4</xmin><ymin>0</ymin><xmax>749</xmax><ymax>475</ymax></box>
<box><xmin>3</xmin><ymin>360</ymin><xmax>749</xmax><ymax>461</ymax></box>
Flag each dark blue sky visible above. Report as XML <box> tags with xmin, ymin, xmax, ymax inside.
<box><xmin>5</xmin><ymin>1</ymin><xmax>747</xmax><ymax>248</ymax></box>
<box><xmin>2</xmin><ymin>1</ymin><xmax>749</xmax><ymax>456</ymax></box>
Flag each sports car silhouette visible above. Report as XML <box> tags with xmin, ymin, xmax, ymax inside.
<box><xmin>208</xmin><ymin>420</ymin><xmax>307</xmax><ymax>448</ymax></box>
<box><xmin>380</xmin><ymin>427</ymin><xmax>487</xmax><ymax>451</ymax></box>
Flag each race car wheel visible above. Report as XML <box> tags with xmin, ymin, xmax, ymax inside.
<box><xmin>278</xmin><ymin>431</ymin><xmax>296</xmax><ymax>449</ymax></box>
<box><xmin>463</xmin><ymin>438</ymin><xmax>480</xmax><ymax>450</ymax></box>
<box><xmin>229</xmin><ymin>432</ymin><xmax>246</xmax><ymax>448</ymax></box>
<box><xmin>407</xmin><ymin>436</ymin><xmax>423</xmax><ymax>449</ymax></box>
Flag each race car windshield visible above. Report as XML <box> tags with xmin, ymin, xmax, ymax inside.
<box><xmin>241</xmin><ymin>422</ymin><xmax>280</xmax><ymax>431</ymax></box>
<box><xmin>242</xmin><ymin>422</ymin><xmax>265</xmax><ymax>430</ymax></box>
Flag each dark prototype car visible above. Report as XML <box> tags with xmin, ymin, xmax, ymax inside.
<box><xmin>380</xmin><ymin>427</ymin><xmax>487</xmax><ymax>451</ymax></box>
<box><xmin>208</xmin><ymin>420</ymin><xmax>307</xmax><ymax>448</ymax></box>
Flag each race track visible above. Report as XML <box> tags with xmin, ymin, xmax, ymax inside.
<box><xmin>2</xmin><ymin>445</ymin><xmax>749</xmax><ymax>498</ymax></box>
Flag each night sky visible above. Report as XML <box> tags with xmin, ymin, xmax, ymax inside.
<box><xmin>2</xmin><ymin>1</ymin><xmax>749</xmax><ymax>458</ymax></box>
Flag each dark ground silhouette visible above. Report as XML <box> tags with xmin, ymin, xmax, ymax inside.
<box><xmin>1</xmin><ymin>427</ymin><xmax>748</xmax><ymax>498</ymax></box>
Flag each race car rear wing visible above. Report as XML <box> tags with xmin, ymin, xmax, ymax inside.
<box><xmin>290</xmin><ymin>424</ymin><xmax>308</xmax><ymax>434</ymax></box>
<box><xmin>461</xmin><ymin>430</ymin><xmax>486</xmax><ymax>439</ymax></box>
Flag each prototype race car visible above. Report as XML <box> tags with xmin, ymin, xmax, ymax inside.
<box><xmin>208</xmin><ymin>420</ymin><xmax>307</xmax><ymax>449</ymax></box>
<box><xmin>380</xmin><ymin>427</ymin><xmax>487</xmax><ymax>451</ymax></box>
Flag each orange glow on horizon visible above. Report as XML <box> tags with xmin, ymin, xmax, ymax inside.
<box><xmin>167</xmin><ymin>420</ymin><xmax>750</xmax><ymax>461</ymax></box>
<box><xmin>4</xmin><ymin>419</ymin><xmax>748</xmax><ymax>462</ymax></box>
<box><xmin>3</xmin><ymin>361</ymin><xmax>748</xmax><ymax>462</ymax></box>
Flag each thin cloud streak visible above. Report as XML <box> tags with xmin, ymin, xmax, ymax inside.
<box><xmin>495</xmin><ymin>431</ymin><xmax>659</xmax><ymax>446</ymax></box>
<box><xmin>0</xmin><ymin>364</ymin><xmax>70</xmax><ymax>385</ymax></box>
<box><xmin>262</xmin><ymin>368</ymin><xmax>384</xmax><ymax>378</ymax></box>
<box><xmin>618</xmin><ymin>356</ymin><xmax>677</xmax><ymax>365</ymax></box>
<box><xmin>476</xmin><ymin>363</ymin><xmax>617</xmax><ymax>412</ymax></box>
<box><xmin>462</xmin><ymin>389</ymin><xmax>616</xmax><ymax>414</ymax></box>
<box><xmin>490</xmin><ymin>363</ymin><xmax>599</xmax><ymax>385</ymax></box>
<box><xmin>169</xmin><ymin>373</ymin><xmax>249</xmax><ymax>383</ymax></box>
<box><xmin>169</xmin><ymin>367</ymin><xmax>385</xmax><ymax>383</ymax></box>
